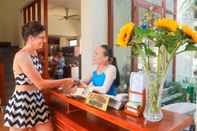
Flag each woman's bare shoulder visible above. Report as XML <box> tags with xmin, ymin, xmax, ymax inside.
<box><xmin>13</xmin><ymin>50</ymin><xmax>27</xmax><ymax>74</ymax></box>
<box><xmin>14</xmin><ymin>50</ymin><xmax>30</xmax><ymax>60</ymax></box>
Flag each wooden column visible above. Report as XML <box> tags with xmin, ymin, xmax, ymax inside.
<box><xmin>28</xmin><ymin>6</ymin><xmax>31</xmax><ymax>21</ymax></box>
<box><xmin>108</xmin><ymin>0</ymin><xmax>113</xmax><ymax>49</ymax></box>
<box><xmin>172</xmin><ymin>0</ymin><xmax>177</xmax><ymax>81</ymax></box>
<box><xmin>131</xmin><ymin>0</ymin><xmax>138</xmax><ymax>71</ymax></box>
<box><xmin>37</xmin><ymin>0</ymin><xmax>41</xmax><ymax>22</ymax></box>
<box><xmin>43</xmin><ymin>0</ymin><xmax>49</xmax><ymax>78</ymax></box>
<box><xmin>0</xmin><ymin>64</ymin><xmax>6</xmax><ymax>105</ymax></box>
<box><xmin>23</xmin><ymin>8</ymin><xmax>27</xmax><ymax>24</ymax></box>
<box><xmin>32</xmin><ymin>2</ymin><xmax>36</xmax><ymax>21</ymax></box>
<box><xmin>161</xmin><ymin>0</ymin><xmax>166</xmax><ymax>17</ymax></box>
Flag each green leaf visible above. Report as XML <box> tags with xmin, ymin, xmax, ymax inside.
<box><xmin>155</xmin><ymin>40</ymin><xmax>163</xmax><ymax>47</ymax></box>
<box><xmin>146</xmin><ymin>29</ymin><xmax>158</xmax><ymax>39</ymax></box>
<box><xmin>185</xmin><ymin>44</ymin><xmax>197</xmax><ymax>51</ymax></box>
<box><xmin>162</xmin><ymin>32</ymin><xmax>182</xmax><ymax>54</ymax></box>
<box><xmin>130</xmin><ymin>41</ymin><xmax>140</xmax><ymax>56</ymax></box>
<box><xmin>143</xmin><ymin>44</ymin><xmax>156</xmax><ymax>57</ymax></box>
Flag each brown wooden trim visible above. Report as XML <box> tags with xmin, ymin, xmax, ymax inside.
<box><xmin>131</xmin><ymin>56</ymin><xmax>138</xmax><ymax>71</ymax></box>
<box><xmin>0</xmin><ymin>64</ymin><xmax>6</xmax><ymax>105</ymax></box>
<box><xmin>172</xmin><ymin>0</ymin><xmax>177</xmax><ymax>81</ymax></box>
<box><xmin>49</xmin><ymin>91</ymin><xmax>193</xmax><ymax>131</ymax></box>
<box><xmin>137</xmin><ymin>0</ymin><xmax>162</xmax><ymax>14</ymax></box>
<box><xmin>0</xmin><ymin>42</ymin><xmax>11</xmax><ymax>47</ymax></box>
<box><xmin>28</xmin><ymin>6</ymin><xmax>31</xmax><ymax>21</ymax></box>
<box><xmin>173</xmin><ymin>0</ymin><xmax>177</xmax><ymax>19</ymax></box>
<box><xmin>54</xmin><ymin>111</ymin><xmax>88</xmax><ymax>131</ymax></box>
<box><xmin>32</xmin><ymin>3</ymin><xmax>36</xmax><ymax>21</ymax></box>
<box><xmin>37</xmin><ymin>0</ymin><xmax>41</xmax><ymax>22</ymax></box>
<box><xmin>161</xmin><ymin>0</ymin><xmax>166</xmax><ymax>17</ymax></box>
<box><xmin>107</xmin><ymin>0</ymin><xmax>113</xmax><ymax>49</ymax></box>
<box><xmin>131</xmin><ymin>0</ymin><xmax>138</xmax><ymax>71</ymax></box>
<box><xmin>50</xmin><ymin>91</ymin><xmax>138</xmax><ymax>130</ymax></box>
<box><xmin>132</xmin><ymin>0</ymin><xmax>138</xmax><ymax>24</ymax></box>
<box><xmin>43</xmin><ymin>0</ymin><xmax>48</xmax><ymax>78</ymax></box>
<box><xmin>23</xmin><ymin>8</ymin><xmax>26</xmax><ymax>24</ymax></box>
<box><xmin>129</xmin><ymin>90</ymin><xmax>143</xmax><ymax>95</ymax></box>
<box><xmin>24</xmin><ymin>0</ymin><xmax>36</xmax><ymax>8</ymax></box>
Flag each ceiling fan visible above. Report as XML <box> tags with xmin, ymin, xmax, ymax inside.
<box><xmin>57</xmin><ymin>8</ymin><xmax>80</xmax><ymax>21</ymax></box>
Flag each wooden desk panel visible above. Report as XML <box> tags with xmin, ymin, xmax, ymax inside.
<box><xmin>49</xmin><ymin>91</ymin><xmax>193</xmax><ymax>131</ymax></box>
<box><xmin>0</xmin><ymin>64</ymin><xmax>6</xmax><ymax>105</ymax></box>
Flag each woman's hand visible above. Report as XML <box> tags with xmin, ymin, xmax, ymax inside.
<box><xmin>61</xmin><ymin>78</ymin><xmax>79</xmax><ymax>95</ymax></box>
<box><xmin>79</xmin><ymin>82</ymin><xmax>88</xmax><ymax>88</ymax></box>
<box><xmin>62</xmin><ymin>78</ymin><xmax>79</xmax><ymax>89</ymax></box>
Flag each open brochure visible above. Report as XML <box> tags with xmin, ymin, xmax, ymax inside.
<box><xmin>68</xmin><ymin>84</ymin><xmax>93</xmax><ymax>98</ymax></box>
<box><xmin>105</xmin><ymin>93</ymin><xmax>128</xmax><ymax>110</ymax></box>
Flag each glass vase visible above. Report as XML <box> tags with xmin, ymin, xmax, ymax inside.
<box><xmin>143</xmin><ymin>72</ymin><xmax>164</xmax><ymax>122</ymax></box>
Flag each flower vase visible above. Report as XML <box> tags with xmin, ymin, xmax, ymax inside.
<box><xmin>143</xmin><ymin>72</ymin><xmax>164</xmax><ymax>122</ymax></box>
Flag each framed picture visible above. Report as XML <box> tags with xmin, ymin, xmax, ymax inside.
<box><xmin>86</xmin><ymin>92</ymin><xmax>110</xmax><ymax>111</ymax></box>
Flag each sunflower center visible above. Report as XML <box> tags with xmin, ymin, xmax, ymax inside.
<box><xmin>123</xmin><ymin>34</ymin><xmax>128</xmax><ymax>41</ymax></box>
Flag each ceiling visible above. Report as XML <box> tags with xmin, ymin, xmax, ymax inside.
<box><xmin>48</xmin><ymin>0</ymin><xmax>81</xmax><ymax>10</ymax></box>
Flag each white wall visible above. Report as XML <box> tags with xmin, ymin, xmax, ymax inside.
<box><xmin>48</xmin><ymin>7</ymin><xmax>80</xmax><ymax>37</ymax></box>
<box><xmin>176</xmin><ymin>0</ymin><xmax>195</xmax><ymax>82</ymax></box>
<box><xmin>113</xmin><ymin>0</ymin><xmax>132</xmax><ymax>84</ymax></box>
<box><xmin>0</xmin><ymin>0</ymin><xmax>24</xmax><ymax>46</ymax></box>
<box><xmin>80</xmin><ymin>0</ymin><xmax>108</xmax><ymax>79</ymax></box>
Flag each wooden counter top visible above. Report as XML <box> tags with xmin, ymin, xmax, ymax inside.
<box><xmin>48</xmin><ymin>90</ymin><xmax>193</xmax><ymax>131</ymax></box>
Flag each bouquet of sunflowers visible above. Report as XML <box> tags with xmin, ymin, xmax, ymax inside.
<box><xmin>117</xmin><ymin>18</ymin><xmax>197</xmax><ymax>121</ymax></box>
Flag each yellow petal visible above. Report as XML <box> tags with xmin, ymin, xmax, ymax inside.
<box><xmin>117</xmin><ymin>22</ymin><xmax>135</xmax><ymax>47</ymax></box>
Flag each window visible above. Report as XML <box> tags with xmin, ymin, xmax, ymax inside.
<box><xmin>194</xmin><ymin>10</ymin><xmax>197</xmax><ymax>19</ymax></box>
<box><xmin>194</xmin><ymin>25</ymin><xmax>197</xmax><ymax>31</ymax></box>
<box><xmin>69</xmin><ymin>39</ymin><xmax>78</xmax><ymax>47</ymax></box>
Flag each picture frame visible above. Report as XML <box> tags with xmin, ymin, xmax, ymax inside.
<box><xmin>86</xmin><ymin>92</ymin><xmax>110</xmax><ymax>111</ymax></box>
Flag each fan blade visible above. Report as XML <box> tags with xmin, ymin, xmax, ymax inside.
<box><xmin>67</xmin><ymin>15</ymin><xmax>79</xmax><ymax>18</ymax></box>
<box><xmin>52</xmin><ymin>14</ymin><xmax>64</xmax><ymax>17</ymax></box>
<box><xmin>69</xmin><ymin>17</ymin><xmax>80</xmax><ymax>21</ymax></box>
<box><xmin>58</xmin><ymin>17</ymin><xmax>65</xmax><ymax>20</ymax></box>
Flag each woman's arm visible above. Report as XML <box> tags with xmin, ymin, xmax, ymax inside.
<box><xmin>82</xmin><ymin>66</ymin><xmax>98</xmax><ymax>85</ymax></box>
<box><xmin>16</xmin><ymin>52</ymin><xmax>74</xmax><ymax>90</ymax></box>
<box><xmin>82</xmin><ymin>74</ymin><xmax>92</xmax><ymax>85</ymax></box>
<box><xmin>92</xmin><ymin>65</ymin><xmax>116</xmax><ymax>94</ymax></box>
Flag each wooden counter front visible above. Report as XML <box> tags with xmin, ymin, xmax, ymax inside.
<box><xmin>48</xmin><ymin>90</ymin><xmax>193</xmax><ymax>131</ymax></box>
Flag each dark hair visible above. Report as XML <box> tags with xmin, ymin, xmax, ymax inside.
<box><xmin>22</xmin><ymin>21</ymin><xmax>46</xmax><ymax>41</ymax></box>
<box><xmin>100</xmin><ymin>45</ymin><xmax>120</xmax><ymax>87</ymax></box>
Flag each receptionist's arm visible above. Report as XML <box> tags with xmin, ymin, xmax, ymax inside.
<box><xmin>92</xmin><ymin>66</ymin><xmax>116</xmax><ymax>94</ymax></box>
<box><xmin>79</xmin><ymin>74</ymin><xmax>92</xmax><ymax>88</ymax></box>
<box><xmin>81</xmin><ymin>66</ymin><xmax>97</xmax><ymax>86</ymax></box>
<box><xmin>83</xmin><ymin>74</ymin><xmax>92</xmax><ymax>84</ymax></box>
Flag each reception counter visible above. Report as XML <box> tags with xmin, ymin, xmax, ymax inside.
<box><xmin>46</xmin><ymin>89</ymin><xmax>193</xmax><ymax>131</ymax></box>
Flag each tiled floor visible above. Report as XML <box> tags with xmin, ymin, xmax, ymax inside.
<box><xmin>0</xmin><ymin>111</ymin><xmax>8</xmax><ymax>131</ymax></box>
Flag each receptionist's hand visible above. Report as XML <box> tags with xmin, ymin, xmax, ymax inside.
<box><xmin>62</xmin><ymin>78</ymin><xmax>79</xmax><ymax>89</ymax></box>
<box><xmin>61</xmin><ymin>78</ymin><xmax>78</xmax><ymax>95</ymax></box>
<box><xmin>79</xmin><ymin>82</ymin><xmax>88</xmax><ymax>88</ymax></box>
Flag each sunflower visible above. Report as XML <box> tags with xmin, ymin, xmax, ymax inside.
<box><xmin>154</xmin><ymin>18</ymin><xmax>178</xmax><ymax>32</ymax></box>
<box><xmin>117</xmin><ymin>22</ymin><xmax>135</xmax><ymax>47</ymax></box>
<box><xmin>182</xmin><ymin>25</ymin><xmax>193</xmax><ymax>37</ymax></box>
<box><xmin>192</xmin><ymin>32</ymin><xmax>197</xmax><ymax>43</ymax></box>
<box><xmin>182</xmin><ymin>25</ymin><xmax>197</xmax><ymax>43</ymax></box>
